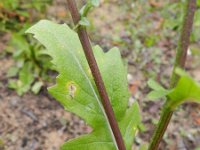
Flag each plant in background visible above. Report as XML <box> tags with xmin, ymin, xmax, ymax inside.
<box><xmin>116</xmin><ymin>0</ymin><xmax>200</xmax><ymax>76</ymax></box>
<box><xmin>26</xmin><ymin>0</ymin><xmax>199</xmax><ymax>150</ymax></box>
<box><xmin>0</xmin><ymin>0</ymin><xmax>52</xmax><ymax>32</ymax></box>
<box><xmin>6</xmin><ymin>32</ymin><xmax>53</xmax><ymax>95</ymax></box>
<box><xmin>160</xmin><ymin>0</ymin><xmax>200</xmax><ymax>50</ymax></box>
<box><xmin>0</xmin><ymin>0</ymin><xmax>53</xmax><ymax>95</ymax></box>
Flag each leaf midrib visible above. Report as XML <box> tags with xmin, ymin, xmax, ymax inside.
<box><xmin>44</xmin><ymin>26</ymin><xmax>119</xmax><ymax>150</ymax></box>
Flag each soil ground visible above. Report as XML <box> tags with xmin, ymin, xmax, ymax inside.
<box><xmin>0</xmin><ymin>0</ymin><xmax>200</xmax><ymax>150</ymax></box>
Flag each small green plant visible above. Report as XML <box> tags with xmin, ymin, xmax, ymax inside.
<box><xmin>116</xmin><ymin>0</ymin><xmax>200</xmax><ymax>75</ymax></box>
<box><xmin>6</xmin><ymin>31</ymin><xmax>52</xmax><ymax>95</ymax></box>
<box><xmin>162</xmin><ymin>0</ymin><xmax>200</xmax><ymax>42</ymax></box>
<box><xmin>26</xmin><ymin>0</ymin><xmax>199</xmax><ymax>150</ymax></box>
<box><xmin>0</xmin><ymin>0</ymin><xmax>53</xmax><ymax>95</ymax></box>
<box><xmin>0</xmin><ymin>0</ymin><xmax>52</xmax><ymax>32</ymax></box>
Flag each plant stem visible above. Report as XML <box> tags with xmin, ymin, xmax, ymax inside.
<box><xmin>66</xmin><ymin>1</ymin><xmax>126</xmax><ymax>150</ymax></box>
<box><xmin>148</xmin><ymin>1</ymin><xmax>196</xmax><ymax>150</ymax></box>
<box><xmin>148</xmin><ymin>106</ymin><xmax>173</xmax><ymax>150</ymax></box>
<box><xmin>170</xmin><ymin>0</ymin><xmax>197</xmax><ymax>87</ymax></box>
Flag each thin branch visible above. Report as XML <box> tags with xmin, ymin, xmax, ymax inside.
<box><xmin>170</xmin><ymin>0</ymin><xmax>197</xmax><ymax>87</ymax></box>
<box><xmin>66</xmin><ymin>1</ymin><xmax>126</xmax><ymax>150</ymax></box>
<box><xmin>148</xmin><ymin>0</ymin><xmax>197</xmax><ymax>150</ymax></box>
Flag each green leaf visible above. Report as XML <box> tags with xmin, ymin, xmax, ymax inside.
<box><xmin>79</xmin><ymin>0</ymin><xmax>99</xmax><ymax>17</ymax></box>
<box><xmin>197</xmin><ymin>0</ymin><xmax>200</xmax><ymax>7</ymax></box>
<box><xmin>8</xmin><ymin>62</ymin><xmax>34</xmax><ymax>96</ymax></box>
<box><xmin>147</xmin><ymin>79</ymin><xmax>165</xmax><ymax>91</ymax></box>
<box><xmin>147</xmin><ymin>79</ymin><xmax>171</xmax><ymax>100</ymax></box>
<box><xmin>91</xmin><ymin>0</ymin><xmax>100</xmax><ymax>7</ymax></box>
<box><xmin>167</xmin><ymin>69</ymin><xmax>200</xmax><ymax>109</ymax></box>
<box><xmin>26</xmin><ymin>20</ymin><xmax>141</xmax><ymax>150</ymax></box>
<box><xmin>147</xmin><ymin>90</ymin><xmax>170</xmax><ymax>100</ymax></box>
<box><xmin>9</xmin><ymin>33</ymin><xmax>30</xmax><ymax>58</ymax></box>
<box><xmin>79</xmin><ymin>17</ymin><xmax>90</xmax><ymax>26</ymax></box>
<box><xmin>147</xmin><ymin>69</ymin><xmax>200</xmax><ymax>108</ymax></box>
<box><xmin>79</xmin><ymin>3</ymin><xmax>92</xmax><ymax>17</ymax></box>
<box><xmin>31</xmin><ymin>81</ymin><xmax>43</xmax><ymax>94</ymax></box>
<box><xmin>80</xmin><ymin>5</ymin><xmax>87</xmax><ymax>16</ymax></box>
<box><xmin>6</xmin><ymin>67</ymin><xmax>19</xmax><ymax>77</ymax></box>
<box><xmin>8</xmin><ymin>79</ymin><xmax>18</xmax><ymax>89</ymax></box>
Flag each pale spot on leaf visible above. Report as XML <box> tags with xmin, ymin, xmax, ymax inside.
<box><xmin>66</xmin><ymin>82</ymin><xmax>77</xmax><ymax>98</ymax></box>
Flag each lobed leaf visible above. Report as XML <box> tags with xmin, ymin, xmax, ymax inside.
<box><xmin>26</xmin><ymin>20</ymin><xmax>141</xmax><ymax>150</ymax></box>
<box><xmin>147</xmin><ymin>79</ymin><xmax>171</xmax><ymax>100</ymax></box>
<box><xmin>167</xmin><ymin>69</ymin><xmax>200</xmax><ymax>109</ymax></box>
<box><xmin>147</xmin><ymin>69</ymin><xmax>200</xmax><ymax>109</ymax></box>
<box><xmin>147</xmin><ymin>79</ymin><xmax>166</xmax><ymax>91</ymax></box>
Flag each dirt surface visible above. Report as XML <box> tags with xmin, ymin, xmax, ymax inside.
<box><xmin>0</xmin><ymin>0</ymin><xmax>200</xmax><ymax>150</ymax></box>
<box><xmin>0</xmin><ymin>56</ymin><xmax>92</xmax><ymax>150</ymax></box>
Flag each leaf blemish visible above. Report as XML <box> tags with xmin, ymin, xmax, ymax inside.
<box><xmin>66</xmin><ymin>82</ymin><xmax>77</xmax><ymax>98</ymax></box>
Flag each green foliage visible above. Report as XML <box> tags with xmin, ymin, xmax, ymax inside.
<box><xmin>148</xmin><ymin>68</ymin><xmax>200</xmax><ymax>110</ymax></box>
<box><xmin>102</xmin><ymin>1</ymin><xmax>200</xmax><ymax>79</ymax></box>
<box><xmin>8</xmin><ymin>62</ymin><xmax>34</xmax><ymax>95</ymax></box>
<box><xmin>26</xmin><ymin>20</ymin><xmax>141</xmax><ymax>150</ymax></box>
<box><xmin>162</xmin><ymin>0</ymin><xmax>200</xmax><ymax>42</ymax></box>
<box><xmin>0</xmin><ymin>0</ymin><xmax>51</xmax><ymax>12</ymax></box>
<box><xmin>7</xmin><ymin>31</ymin><xmax>52</xmax><ymax>95</ymax></box>
<box><xmin>80</xmin><ymin>0</ymin><xmax>100</xmax><ymax>16</ymax></box>
<box><xmin>147</xmin><ymin>79</ymin><xmax>171</xmax><ymax>100</ymax></box>
<box><xmin>78</xmin><ymin>0</ymin><xmax>100</xmax><ymax>27</ymax></box>
<box><xmin>31</xmin><ymin>81</ymin><xmax>43</xmax><ymax>94</ymax></box>
<box><xmin>161</xmin><ymin>1</ymin><xmax>184</xmax><ymax>31</ymax></box>
<box><xmin>0</xmin><ymin>0</ymin><xmax>52</xmax><ymax>32</ymax></box>
<box><xmin>91</xmin><ymin>0</ymin><xmax>100</xmax><ymax>7</ymax></box>
<box><xmin>79</xmin><ymin>17</ymin><xmax>90</xmax><ymax>26</ymax></box>
<box><xmin>167</xmin><ymin>68</ymin><xmax>200</xmax><ymax>109</ymax></box>
<box><xmin>0</xmin><ymin>0</ymin><xmax>53</xmax><ymax>95</ymax></box>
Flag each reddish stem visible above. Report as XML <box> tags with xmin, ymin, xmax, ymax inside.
<box><xmin>66</xmin><ymin>1</ymin><xmax>126</xmax><ymax>150</ymax></box>
<box><xmin>148</xmin><ymin>1</ymin><xmax>197</xmax><ymax>150</ymax></box>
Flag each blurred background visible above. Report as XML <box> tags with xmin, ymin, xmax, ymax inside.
<box><xmin>0</xmin><ymin>0</ymin><xmax>200</xmax><ymax>149</ymax></box>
